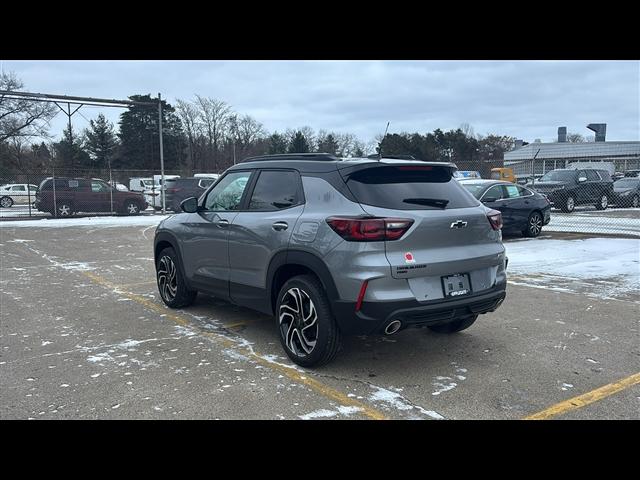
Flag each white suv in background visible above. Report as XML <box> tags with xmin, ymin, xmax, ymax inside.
<box><xmin>0</xmin><ymin>184</ymin><xmax>39</xmax><ymax>208</ymax></box>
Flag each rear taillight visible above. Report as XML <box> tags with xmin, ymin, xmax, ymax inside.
<box><xmin>326</xmin><ymin>216</ymin><xmax>414</xmax><ymax>241</ymax></box>
<box><xmin>487</xmin><ymin>209</ymin><xmax>503</xmax><ymax>230</ymax></box>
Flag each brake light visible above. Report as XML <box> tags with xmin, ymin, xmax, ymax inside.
<box><xmin>326</xmin><ymin>216</ymin><xmax>414</xmax><ymax>241</ymax></box>
<box><xmin>487</xmin><ymin>209</ymin><xmax>503</xmax><ymax>230</ymax></box>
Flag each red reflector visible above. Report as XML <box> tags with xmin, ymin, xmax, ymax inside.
<box><xmin>355</xmin><ymin>280</ymin><xmax>368</xmax><ymax>312</ymax></box>
<box><xmin>487</xmin><ymin>209</ymin><xmax>503</xmax><ymax>230</ymax></box>
<box><xmin>326</xmin><ymin>217</ymin><xmax>414</xmax><ymax>241</ymax></box>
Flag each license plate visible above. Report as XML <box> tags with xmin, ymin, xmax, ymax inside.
<box><xmin>442</xmin><ymin>274</ymin><xmax>471</xmax><ymax>298</ymax></box>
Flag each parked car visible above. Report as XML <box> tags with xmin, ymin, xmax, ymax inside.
<box><xmin>527</xmin><ymin>168</ymin><xmax>613</xmax><ymax>213</ymax></box>
<box><xmin>623</xmin><ymin>169</ymin><xmax>640</xmax><ymax>178</ymax></box>
<box><xmin>0</xmin><ymin>184</ymin><xmax>39</xmax><ymax>208</ymax></box>
<box><xmin>460</xmin><ymin>180</ymin><xmax>551</xmax><ymax>237</ymax></box>
<box><xmin>612</xmin><ymin>177</ymin><xmax>640</xmax><ymax>208</ymax></box>
<box><xmin>35</xmin><ymin>177</ymin><xmax>148</xmax><ymax>217</ymax></box>
<box><xmin>164</xmin><ymin>177</ymin><xmax>217</xmax><ymax>212</ymax></box>
<box><xmin>154</xmin><ymin>153</ymin><xmax>507</xmax><ymax>367</ymax></box>
<box><xmin>453</xmin><ymin>170</ymin><xmax>482</xmax><ymax>180</ymax></box>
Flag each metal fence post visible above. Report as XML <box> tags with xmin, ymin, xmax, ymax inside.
<box><xmin>158</xmin><ymin>93</ymin><xmax>166</xmax><ymax>214</ymax></box>
<box><xmin>52</xmin><ymin>166</ymin><xmax>57</xmax><ymax>218</ymax></box>
<box><xmin>109</xmin><ymin>162</ymin><xmax>114</xmax><ymax>214</ymax></box>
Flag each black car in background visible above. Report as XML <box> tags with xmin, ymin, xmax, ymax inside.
<box><xmin>164</xmin><ymin>177</ymin><xmax>216</xmax><ymax>212</ymax></box>
<box><xmin>460</xmin><ymin>180</ymin><xmax>551</xmax><ymax>237</ymax></box>
<box><xmin>527</xmin><ymin>168</ymin><xmax>614</xmax><ymax>213</ymax></box>
<box><xmin>612</xmin><ymin>177</ymin><xmax>640</xmax><ymax>208</ymax></box>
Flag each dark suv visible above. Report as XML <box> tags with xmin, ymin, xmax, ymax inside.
<box><xmin>528</xmin><ymin>168</ymin><xmax>613</xmax><ymax>212</ymax></box>
<box><xmin>165</xmin><ymin>177</ymin><xmax>216</xmax><ymax>212</ymax></box>
<box><xmin>35</xmin><ymin>177</ymin><xmax>148</xmax><ymax>217</ymax></box>
<box><xmin>153</xmin><ymin>154</ymin><xmax>507</xmax><ymax>367</ymax></box>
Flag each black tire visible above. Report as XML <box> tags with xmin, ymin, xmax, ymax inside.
<box><xmin>56</xmin><ymin>202</ymin><xmax>74</xmax><ymax>217</ymax></box>
<box><xmin>0</xmin><ymin>196</ymin><xmax>14</xmax><ymax>208</ymax></box>
<box><xmin>523</xmin><ymin>211</ymin><xmax>543</xmax><ymax>238</ymax></box>
<box><xmin>428</xmin><ymin>314</ymin><xmax>478</xmax><ymax>334</ymax></box>
<box><xmin>595</xmin><ymin>193</ymin><xmax>608</xmax><ymax>210</ymax></box>
<box><xmin>123</xmin><ymin>200</ymin><xmax>141</xmax><ymax>215</ymax></box>
<box><xmin>561</xmin><ymin>195</ymin><xmax>575</xmax><ymax>213</ymax></box>
<box><xmin>156</xmin><ymin>247</ymin><xmax>197</xmax><ymax>308</ymax></box>
<box><xmin>276</xmin><ymin>274</ymin><xmax>341</xmax><ymax>368</ymax></box>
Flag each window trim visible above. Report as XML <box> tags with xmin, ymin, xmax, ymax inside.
<box><xmin>480</xmin><ymin>184</ymin><xmax>506</xmax><ymax>202</ymax></box>
<box><xmin>245</xmin><ymin>168</ymin><xmax>305</xmax><ymax>212</ymax></box>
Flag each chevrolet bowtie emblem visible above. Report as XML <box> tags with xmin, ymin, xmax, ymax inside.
<box><xmin>450</xmin><ymin>220</ymin><xmax>468</xmax><ymax>229</ymax></box>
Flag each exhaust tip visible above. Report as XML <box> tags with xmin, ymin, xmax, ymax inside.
<box><xmin>384</xmin><ymin>320</ymin><xmax>402</xmax><ymax>335</ymax></box>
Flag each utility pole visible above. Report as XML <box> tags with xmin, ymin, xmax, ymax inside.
<box><xmin>158</xmin><ymin>93</ymin><xmax>165</xmax><ymax>214</ymax></box>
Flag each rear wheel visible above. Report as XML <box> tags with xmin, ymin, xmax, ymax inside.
<box><xmin>0</xmin><ymin>196</ymin><xmax>13</xmax><ymax>208</ymax></box>
<box><xmin>630</xmin><ymin>195</ymin><xmax>639</xmax><ymax>208</ymax></box>
<box><xmin>428</xmin><ymin>315</ymin><xmax>478</xmax><ymax>334</ymax></box>
<box><xmin>561</xmin><ymin>195</ymin><xmax>575</xmax><ymax>213</ymax></box>
<box><xmin>156</xmin><ymin>247</ymin><xmax>197</xmax><ymax>308</ymax></box>
<box><xmin>523</xmin><ymin>211</ymin><xmax>543</xmax><ymax>238</ymax></box>
<box><xmin>595</xmin><ymin>193</ymin><xmax>608</xmax><ymax>210</ymax></box>
<box><xmin>276</xmin><ymin>275</ymin><xmax>341</xmax><ymax>368</ymax></box>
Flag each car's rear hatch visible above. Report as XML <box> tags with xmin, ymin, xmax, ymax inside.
<box><xmin>338</xmin><ymin>162</ymin><xmax>504</xmax><ymax>294</ymax></box>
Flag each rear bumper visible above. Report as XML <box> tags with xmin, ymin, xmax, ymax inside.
<box><xmin>331</xmin><ymin>283</ymin><xmax>507</xmax><ymax>335</ymax></box>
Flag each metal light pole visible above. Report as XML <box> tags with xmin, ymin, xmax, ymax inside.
<box><xmin>158</xmin><ymin>93</ymin><xmax>165</xmax><ymax>214</ymax></box>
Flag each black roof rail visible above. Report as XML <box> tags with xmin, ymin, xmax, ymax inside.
<box><xmin>366</xmin><ymin>154</ymin><xmax>418</xmax><ymax>160</ymax></box>
<box><xmin>241</xmin><ymin>153</ymin><xmax>341</xmax><ymax>163</ymax></box>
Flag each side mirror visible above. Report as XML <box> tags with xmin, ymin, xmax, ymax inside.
<box><xmin>180</xmin><ymin>197</ymin><xmax>199</xmax><ymax>213</ymax></box>
<box><xmin>578</xmin><ymin>177</ymin><xmax>587</xmax><ymax>183</ymax></box>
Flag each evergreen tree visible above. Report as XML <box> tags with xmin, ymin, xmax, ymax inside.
<box><xmin>53</xmin><ymin>125</ymin><xmax>90</xmax><ymax>168</ymax></box>
<box><xmin>116</xmin><ymin>94</ymin><xmax>185</xmax><ymax>169</ymax></box>
<box><xmin>84</xmin><ymin>114</ymin><xmax>118</xmax><ymax>168</ymax></box>
<box><xmin>288</xmin><ymin>131</ymin><xmax>310</xmax><ymax>153</ymax></box>
<box><xmin>316</xmin><ymin>133</ymin><xmax>339</xmax><ymax>155</ymax></box>
<box><xmin>267</xmin><ymin>133</ymin><xmax>288</xmax><ymax>154</ymax></box>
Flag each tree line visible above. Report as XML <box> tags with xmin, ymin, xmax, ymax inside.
<box><xmin>1</xmin><ymin>71</ymin><xmax>562</xmax><ymax>178</ymax></box>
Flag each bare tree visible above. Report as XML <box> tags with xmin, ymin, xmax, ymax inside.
<box><xmin>567</xmin><ymin>132</ymin><xmax>586</xmax><ymax>143</ymax></box>
<box><xmin>1</xmin><ymin>72</ymin><xmax>57</xmax><ymax>143</ymax></box>
<box><xmin>194</xmin><ymin>96</ymin><xmax>232</xmax><ymax>171</ymax></box>
<box><xmin>175</xmin><ymin>99</ymin><xmax>201</xmax><ymax>172</ymax></box>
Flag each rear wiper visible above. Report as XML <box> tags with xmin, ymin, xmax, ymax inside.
<box><xmin>402</xmin><ymin>198</ymin><xmax>449</xmax><ymax>208</ymax></box>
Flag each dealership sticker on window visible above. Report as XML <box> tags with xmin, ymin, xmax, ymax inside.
<box><xmin>404</xmin><ymin>252</ymin><xmax>416</xmax><ymax>264</ymax></box>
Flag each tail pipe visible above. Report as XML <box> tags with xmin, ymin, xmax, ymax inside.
<box><xmin>384</xmin><ymin>320</ymin><xmax>402</xmax><ymax>335</ymax></box>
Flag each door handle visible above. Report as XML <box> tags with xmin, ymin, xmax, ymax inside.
<box><xmin>217</xmin><ymin>219</ymin><xmax>230</xmax><ymax>227</ymax></box>
<box><xmin>272</xmin><ymin>221</ymin><xmax>288</xmax><ymax>231</ymax></box>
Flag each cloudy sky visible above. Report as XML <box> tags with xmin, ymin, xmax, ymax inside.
<box><xmin>2</xmin><ymin>60</ymin><xmax>639</xmax><ymax>143</ymax></box>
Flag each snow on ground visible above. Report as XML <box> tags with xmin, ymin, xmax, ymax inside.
<box><xmin>0</xmin><ymin>214</ymin><xmax>170</xmax><ymax>228</ymax></box>
<box><xmin>505</xmin><ymin>237</ymin><xmax>640</xmax><ymax>300</ymax></box>
<box><xmin>546</xmin><ymin>214</ymin><xmax>640</xmax><ymax>237</ymax></box>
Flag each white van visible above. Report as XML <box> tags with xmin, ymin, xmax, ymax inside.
<box><xmin>129</xmin><ymin>177</ymin><xmax>154</xmax><ymax>192</ymax></box>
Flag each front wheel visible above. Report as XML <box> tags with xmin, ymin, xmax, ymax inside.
<box><xmin>523</xmin><ymin>211</ymin><xmax>543</xmax><ymax>238</ymax></box>
<box><xmin>0</xmin><ymin>196</ymin><xmax>14</xmax><ymax>208</ymax></box>
<box><xmin>124</xmin><ymin>200</ymin><xmax>141</xmax><ymax>215</ymax></box>
<box><xmin>595</xmin><ymin>194</ymin><xmax>608</xmax><ymax>210</ymax></box>
<box><xmin>56</xmin><ymin>202</ymin><xmax>74</xmax><ymax>217</ymax></box>
<box><xmin>156</xmin><ymin>247</ymin><xmax>197</xmax><ymax>308</ymax></box>
<box><xmin>428</xmin><ymin>315</ymin><xmax>478</xmax><ymax>334</ymax></box>
<box><xmin>276</xmin><ymin>275</ymin><xmax>341</xmax><ymax>368</ymax></box>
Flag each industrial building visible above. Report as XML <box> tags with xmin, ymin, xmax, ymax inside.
<box><xmin>504</xmin><ymin>124</ymin><xmax>640</xmax><ymax>179</ymax></box>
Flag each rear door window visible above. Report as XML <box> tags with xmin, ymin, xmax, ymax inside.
<box><xmin>586</xmin><ymin>170</ymin><xmax>600</xmax><ymax>181</ymax></box>
<box><xmin>345</xmin><ymin>165</ymin><xmax>478</xmax><ymax>210</ymax></box>
<box><xmin>248</xmin><ymin>170</ymin><xmax>302</xmax><ymax>211</ymax></box>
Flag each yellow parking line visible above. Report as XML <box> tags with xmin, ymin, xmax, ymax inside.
<box><xmin>80</xmin><ymin>270</ymin><xmax>387</xmax><ymax>420</ymax></box>
<box><xmin>524</xmin><ymin>372</ymin><xmax>640</xmax><ymax>420</ymax></box>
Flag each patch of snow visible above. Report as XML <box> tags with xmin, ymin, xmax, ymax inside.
<box><xmin>0</xmin><ymin>215</ymin><xmax>170</xmax><ymax>229</ymax></box>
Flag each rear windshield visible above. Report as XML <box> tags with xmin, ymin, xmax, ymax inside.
<box><xmin>539</xmin><ymin>170</ymin><xmax>576</xmax><ymax>182</ymax></box>
<box><xmin>345</xmin><ymin>166</ymin><xmax>479</xmax><ymax>210</ymax></box>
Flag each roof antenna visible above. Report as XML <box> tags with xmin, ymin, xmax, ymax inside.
<box><xmin>378</xmin><ymin>122</ymin><xmax>390</xmax><ymax>161</ymax></box>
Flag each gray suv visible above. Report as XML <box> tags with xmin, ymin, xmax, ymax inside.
<box><xmin>154</xmin><ymin>154</ymin><xmax>507</xmax><ymax>367</ymax></box>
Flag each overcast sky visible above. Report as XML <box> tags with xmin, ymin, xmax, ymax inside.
<box><xmin>2</xmin><ymin>60</ymin><xmax>639</xmax><ymax>143</ymax></box>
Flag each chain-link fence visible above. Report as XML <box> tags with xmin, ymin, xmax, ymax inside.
<box><xmin>1</xmin><ymin>156</ymin><xmax>639</xmax><ymax>237</ymax></box>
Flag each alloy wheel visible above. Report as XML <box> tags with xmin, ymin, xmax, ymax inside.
<box><xmin>600</xmin><ymin>195</ymin><xmax>608</xmax><ymax>209</ymax></box>
<box><xmin>0</xmin><ymin>197</ymin><xmax>13</xmax><ymax>208</ymax></box>
<box><xmin>279</xmin><ymin>287</ymin><xmax>318</xmax><ymax>357</ymax></box>
<box><xmin>633</xmin><ymin>195</ymin><xmax>639</xmax><ymax>208</ymax></box>
<box><xmin>157</xmin><ymin>255</ymin><xmax>177</xmax><ymax>302</ymax></box>
<box><xmin>566</xmin><ymin>196</ymin><xmax>575</xmax><ymax>211</ymax></box>
<box><xmin>529</xmin><ymin>213</ymin><xmax>542</xmax><ymax>236</ymax></box>
<box><xmin>58</xmin><ymin>204</ymin><xmax>71</xmax><ymax>216</ymax></box>
<box><xmin>127</xmin><ymin>202</ymin><xmax>139</xmax><ymax>214</ymax></box>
